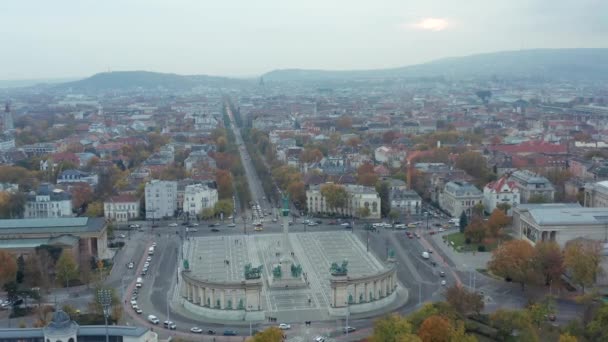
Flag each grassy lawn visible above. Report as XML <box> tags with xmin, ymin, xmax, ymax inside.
<box><xmin>444</xmin><ymin>232</ymin><xmax>511</xmax><ymax>253</ymax></box>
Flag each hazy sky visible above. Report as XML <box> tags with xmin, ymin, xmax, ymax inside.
<box><xmin>1</xmin><ymin>0</ymin><xmax>607</xmax><ymax>79</ymax></box>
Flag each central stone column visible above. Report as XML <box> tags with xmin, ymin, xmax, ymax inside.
<box><xmin>268</xmin><ymin>195</ymin><xmax>307</xmax><ymax>289</ymax></box>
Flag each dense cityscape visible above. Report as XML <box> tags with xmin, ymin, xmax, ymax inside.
<box><xmin>1</xmin><ymin>2</ymin><xmax>608</xmax><ymax>342</ymax></box>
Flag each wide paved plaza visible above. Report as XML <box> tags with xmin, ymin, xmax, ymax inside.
<box><xmin>184</xmin><ymin>231</ymin><xmax>390</xmax><ymax>319</ymax></box>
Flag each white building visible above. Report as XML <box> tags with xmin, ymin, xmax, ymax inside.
<box><xmin>374</xmin><ymin>146</ymin><xmax>406</xmax><ymax>168</ymax></box>
<box><xmin>483</xmin><ymin>176</ymin><xmax>520</xmax><ymax>214</ymax></box>
<box><xmin>57</xmin><ymin>169</ymin><xmax>99</xmax><ymax>187</ymax></box>
<box><xmin>183</xmin><ymin>183</ymin><xmax>218</xmax><ymax>217</ymax></box>
<box><xmin>145</xmin><ymin>180</ymin><xmax>178</xmax><ymax>220</ymax></box>
<box><xmin>104</xmin><ymin>194</ymin><xmax>140</xmax><ymax>223</ymax></box>
<box><xmin>439</xmin><ymin>181</ymin><xmax>483</xmax><ymax>217</ymax></box>
<box><xmin>24</xmin><ymin>184</ymin><xmax>73</xmax><ymax>219</ymax></box>
<box><xmin>390</xmin><ymin>186</ymin><xmax>422</xmax><ymax>215</ymax></box>
<box><xmin>306</xmin><ymin>183</ymin><xmax>381</xmax><ymax>219</ymax></box>
<box><xmin>584</xmin><ymin>180</ymin><xmax>608</xmax><ymax>208</ymax></box>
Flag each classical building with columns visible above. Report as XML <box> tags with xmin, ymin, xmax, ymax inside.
<box><xmin>584</xmin><ymin>180</ymin><xmax>608</xmax><ymax>207</ymax></box>
<box><xmin>330</xmin><ymin>264</ymin><xmax>398</xmax><ymax>308</ymax></box>
<box><xmin>513</xmin><ymin>203</ymin><xmax>608</xmax><ymax>247</ymax></box>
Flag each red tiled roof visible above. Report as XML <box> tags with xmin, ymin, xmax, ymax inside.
<box><xmin>108</xmin><ymin>194</ymin><xmax>138</xmax><ymax>203</ymax></box>
<box><xmin>488</xmin><ymin>140</ymin><xmax>567</xmax><ymax>155</ymax></box>
<box><xmin>485</xmin><ymin>176</ymin><xmax>516</xmax><ymax>192</ymax></box>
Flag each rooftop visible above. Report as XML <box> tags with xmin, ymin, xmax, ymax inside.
<box><xmin>0</xmin><ymin>217</ymin><xmax>106</xmax><ymax>235</ymax></box>
<box><xmin>526</xmin><ymin>206</ymin><xmax>608</xmax><ymax>226</ymax></box>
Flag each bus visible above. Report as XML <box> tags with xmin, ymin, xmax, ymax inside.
<box><xmin>136</xmin><ymin>277</ymin><xmax>143</xmax><ymax>288</ymax></box>
<box><xmin>148</xmin><ymin>246</ymin><xmax>155</xmax><ymax>255</ymax></box>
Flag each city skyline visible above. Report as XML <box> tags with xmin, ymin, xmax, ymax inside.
<box><xmin>1</xmin><ymin>0</ymin><xmax>607</xmax><ymax>80</ymax></box>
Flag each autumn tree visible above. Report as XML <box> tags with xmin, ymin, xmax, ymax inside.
<box><xmin>564</xmin><ymin>240</ymin><xmax>603</xmax><ymax>293</ymax></box>
<box><xmin>534</xmin><ymin>241</ymin><xmax>564</xmax><ymax>286</ymax></box>
<box><xmin>251</xmin><ymin>327</ymin><xmax>284</xmax><ymax>342</ymax></box>
<box><xmin>336</xmin><ymin>116</ymin><xmax>353</xmax><ymax>130</ymax></box>
<box><xmin>216</xmin><ymin>169</ymin><xmax>234</xmax><ymax>199</ymax></box>
<box><xmin>357</xmin><ymin>163</ymin><xmax>378</xmax><ymax>186</ymax></box>
<box><xmin>300</xmin><ymin>148</ymin><xmax>324</xmax><ymax>163</ymax></box>
<box><xmin>417</xmin><ymin>315</ymin><xmax>453</xmax><ymax>342</ymax></box>
<box><xmin>486</xmin><ymin>209</ymin><xmax>510</xmax><ymax>237</ymax></box>
<box><xmin>383</xmin><ymin>131</ymin><xmax>400</xmax><ymax>144</ymax></box>
<box><xmin>488</xmin><ymin>239</ymin><xmax>539</xmax><ymax>291</ymax></box>
<box><xmin>371</xmin><ymin>313</ymin><xmax>421</xmax><ymax>342</ymax></box>
<box><xmin>347</xmin><ymin>137</ymin><xmax>362</xmax><ymax>147</ymax></box>
<box><xmin>71</xmin><ymin>183</ymin><xmax>94</xmax><ymax>211</ymax></box>
<box><xmin>357</xmin><ymin>207</ymin><xmax>371</xmax><ymax>219</ymax></box>
<box><xmin>200</xmin><ymin>207</ymin><xmax>215</xmax><ymax>220</ymax></box>
<box><xmin>455</xmin><ymin>152</ymin><xmax>491</xmax><ymax>181</ymax></box>
<box><xmin>0</xmin><ymin>192</ymin><xmax>26</xmax><ymax>219</ymax></box>
<box><xmin>464</xmin><ymin>218</ymin><xmax>487</xmax><ymax>244</ymax></box>
<box><xmin>320</xmin><ymin>183</ymin><xmax>349</xmax><ymax>211</ymax></box>
<box><xmin>445</xmin><ymin>285</ymin><xmax>484</xmax><ymax>317</ymax></box>
<box><xmin>286</xmin><ymin>181</ymin><xmax>306</xmax><ymax>207</ymax></box>
<box><xmin>0</xmin><ymin>251</ymin><xmax>17</xmax><ymax>287</ymax></box>
<box><xmin>55</xmin><ymin>251</ymin><xmax>79</xmax><ymax>288</ymax></box>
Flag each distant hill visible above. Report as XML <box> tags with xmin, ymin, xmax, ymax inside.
<box><xmin>56</xmin><ymin>71</ymin><xmax>247</xmax><ymax>91</ymax></box>
<box><xmin>263</xmin><ymin>48</ymin><xmax>608</xmax><ymax>81</ymax></box>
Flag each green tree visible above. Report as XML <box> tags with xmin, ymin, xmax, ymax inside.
<box><xmin>85</xmin><ymin>201</ymin><xmax>104</xmax><ymax>217</ymax></box>
<box><xmin>376</xmin><ymin>181</ymin><xmax>391</xmax><ymax>218</ymax></box>
<box><xmin>200</xmin><ymin>207</ymin><xmax>216</xmax><ymax>220</ymax></box>
<box><xmin>458</xmin><ymin>212</ymin><xmax>468</xmax><ymax>234</ymax></box>
<box><xmin>251</xmin><ymin>326</ymin><xmax>284</xmax><ymax>342</ymax></box>
<box><xmin>55</xmin><ymin>251</ymin><xmax>78</xmax><ymax>288</ymax></box>
<box><xmin>564</xmin><ymin>240</ymin><xmax>603</xmax><ymax>294</ymax></box>
<box><xmin>214</xmin><ymin>199</ymin><xmax>234</xmax><ymax>218</ymax></box>
<box><xmin>371</xmin><ymin>313</ymin><xmax>421</xmax><ymax>342</ymax></box>
<box><xmin>490</xmin><ymin>309</ymin><xmax>538</xmax><ymax>342</ymax></box>
<box><xmin>388</xmin><ymin>210</ymin><xmax>400</xmax><ymax>222</ymax></box>
<box><xmin>586</xmin><ymin>303</ymin><xmax>608</xmax><ymax>341</ymax></box>
<box><xmin>527</xmin><ymin>194</ymin><xmax>548</xmax><ymax>204</ymax></box>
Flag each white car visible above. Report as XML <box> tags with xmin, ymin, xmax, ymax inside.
<box><xmin>147</xmin><ymin>315</ymin><xmax>159</xmax><ymax>324</ymax></box>
<box><xmin>144</xmin><ymin>262</ymin><xmax>150</xmax><ymax>268</ymax></box>
<box><xmin>227</xmin><ymin>223</ymin><xmax>236</xmax><ymax>227</ymax></box>
<box><xmin>314</xmin><ymin>336</ymin><xmax>326</xmax><ymax>342</ymax></box>
<box><xmin>168</xmin><ymin>223</ymin><xmax>178</xmax><ymax>227</ymax></box>
<box><xmin>119</xmin><ymin>234</ymin><xmax>126</xmax><ymax>238</ymax></box>
<box><xmin>146</xmin><ymin>257</ymin><xmax>152</xmax><ymax>262</ymax></box>
<box><xmin>152</xmin><ymin>242</ymin><xmax>157</xmax><ymax>247</ymax></box>
<box><xmin>279</xmin><ymin>323</ymin><xmax>291</xmax><ymax>330</ymax></box>
<box><xmin>307</xmin><ymin>222</ymin><xmax>317</xmax><ymax>226</ymax></box>
<box><xmin>190</xmin><ymin>327</ymin><xmax>203</xmax><ymax>334</ymax></box>
<box><xmin>134</xmin><ymin>307</ymin><xmax>142</xmax><ymax>314</ymax></box>
<box><xmin>127</xmin><ymin>262</ymin><xmax>134</xmax><ymax>269</ymax></box>
<box><xmin>438</xmin><ymin>228</ymin><xmax>445</xmax><ymax>232</ymax></box>
<box><xmin>190</xmin><ymin>223</ymin><xmax>199</xmax><ymax>226</ymax></box>
<box><xmin>341</xmin><ymin>222</ymin><xmax>350</xmax><ymax>227</ymax></box>
<box><xmin>441</xmin><ymin>280</ymin><xmax>447</xmax><ymax>286</ymax></box>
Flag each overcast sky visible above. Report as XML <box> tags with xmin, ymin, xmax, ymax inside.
<box><xmin>1</xmin><ymin>0</ymin><xmax>607</xmax><ymax>80</ymax></box>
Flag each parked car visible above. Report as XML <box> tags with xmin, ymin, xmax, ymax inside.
<box><xmin>314</xmin><ymin>336</ymin><xmax>326</xmax><ymax>342</ymax></box>
<box><xmin>190</xmin><ymin>327</ymin><xmax>203</xmax><ymax>334</ymax></box>
<box><xmin>439</xmin><ymin>271</ymin><xmax>446</xmax><ymax>277</ymax></box>
<box><xmin>441</xmin><ymin>280</ymin><xmax>447</xmax><ymax>286</ymax></box>
<box><xmin>164</xmin><ymin>321</ymin><xmax>176</xmax><ymax>330</ymax></box>
<box><xmin>168</xmin><ymin>223</ymin><xmax>178</xmax><ymax>227</ymax></box>
<box><xmin>127</xmin><ymin>262</ymin><xmax>134</xmax><ymax>269</ymax></box>
<box><xmin>279</xmin><ymin>323</ymin><xmax>291</xmax><ymax>330</ymax></box>
<box><xmin>211</xmin><ymin>228</ymin><xmax>220</xmax><ymax>232</ymax></box>
<box><xmin>343</xmin><ymin>326</ymin><xmax>356</xmax><ymax>333</ymax></box>
<box><xmin>228</xmin><ymin>223</ymin><xmax>236</xmax><ymax>227</ymax></box>
<box><xmin>207</xmin><ymin>329</ymin><xmax>216</xmax><ymax>335</ymax></box>
<box><xmin>223</xmin><ymin>330</ymin><xmax>237</xmax><ymax>336</ymax></box>
<box><xmin>147</xmin><ymin>315</ymin><xmax>159</xmax><ymax>324</ymax></box>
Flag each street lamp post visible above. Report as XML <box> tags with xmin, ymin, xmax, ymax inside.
<box><xmin>97</xmin><ymin>289</ymin><xmax>112</xmax><ymax>342</ymax></box>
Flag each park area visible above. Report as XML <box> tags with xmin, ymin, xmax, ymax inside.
<box><xmin>443</xmin><ymin>231</ymin><xmax>512</xmax><ymax>253</ymax></box>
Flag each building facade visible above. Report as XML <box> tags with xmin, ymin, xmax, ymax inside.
<box><xmin>509</xmin><ymin>170</ymin><xmax>555</xmax><ymax>203</ymax></box>
<box><xmin>483</xmin><ymin>176</ymin><xmax>520</xmax><ymax>214</ymax></box>
<box><xmin>57</xmin><ymin>169</ymin><xmax>99</xmax><ymax>187</ymax></box>
<box><xmin>24</xmin><ymin>183</ymin><xmax>73</xmax><ymax>219</ymax></box>
<box><xmin>0</xmin><ymin>310</ymin><xmax>157</xmax><ymax>342</ymax></box>
<box><xmin>183</xmin><ymin>183</ymin><xmax>219</xmax><ymax>217</ymax></box>
<box><xmin>0</xmin><ymin>217</ymin><xmax>109</xmax><ymax>260</ymax></box>
<box><xmin>306</xmin><ymin>183</ymin><xmax>381</xmax><ymax>219</ymax></box>
<box><xmin>104</xmin><ymin>194</ymin><xmax>140</xmax><ymax>223</ymax></box>
<box><xmin>439</xmin><ymin>181</ymin><xmax>483</xmax><ymax>217</ymax></box>
<box><xmin>583</xmin><ymin>180</ymin><xmax>608</xmax><ymax>208</ymax></box>
<box><xmin>145</xmin><ymin>180</ymin><xmax>178</xmax><ymax>220</ymax></box>
<box><xmin>512</xmin><ymin>203</ymin><xmax>608</xmax><ymax>247</ymax></box>
<box><xmin>389</xmin><ymin>187</ymin><xmax>422</xmax><ymax>215</ymax></box>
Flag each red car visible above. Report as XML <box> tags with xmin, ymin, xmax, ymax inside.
<box><xmin>406</xmin><ymin>232</ymin><xmax>413</xmax><ymax>239</ymax></box>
